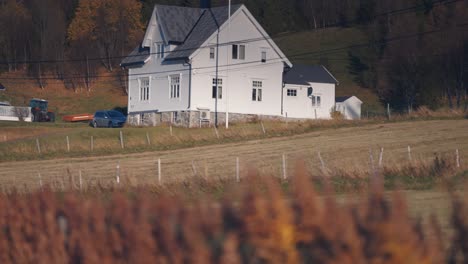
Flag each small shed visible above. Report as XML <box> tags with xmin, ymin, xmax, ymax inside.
<box><xmin>335</xmin><ymin>96</ymin><xmax>363</xmax><ymax>120</ymax></box>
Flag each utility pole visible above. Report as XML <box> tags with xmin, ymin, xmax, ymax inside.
<box><xmin>225</xmin><ymin>0</ymin><xmax>231</xmax><ymax>129</ymax></box>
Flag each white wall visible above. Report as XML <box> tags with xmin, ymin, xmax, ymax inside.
<box><xmin>336</xmin><ymin>97</ymin><xmax>362</xmax><ymax>120</ymax></box>
<box><xmin>283</xmin><ymin>82</ymin><xmax>335</xmax><ymax>119</ymax></box>
<box><xmin>128</xmin><ymin>12</ymin><xmax>190</xmax><ymax>115</ymax></box>
<box><xmin>189</xmin><ymin>8</ymin><xmax>287</xmax><ymax>116</ymax></box>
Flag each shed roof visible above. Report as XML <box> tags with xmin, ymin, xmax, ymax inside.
<box><xmin>335</xmin><ymin>96</ymin><xmax>352</xmax><ymax>103</ymax></box>
<box><xmin>336</xmin><ymin>96</ymin><xmax>363</xmax><ymax>104</ymax></box>
<box><xmin>284</xmin><ymin>65</ymin><xmax>338</xmax><ymax>85</ymax></box>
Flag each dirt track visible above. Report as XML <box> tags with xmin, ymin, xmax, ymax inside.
<box><xmin>0</xmin><ymin>120</ymin><xmax>467</xmax><ymax>189</ymax></box>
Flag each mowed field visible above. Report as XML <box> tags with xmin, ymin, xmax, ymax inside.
<box><xmin>0</xmin><ymin>119</ymin><xmax>466</xmax><ymax>239</ymax></box>
<box><xmin>0</xmin><ymin>119</ymin><xmax>467</xmax><ymax>188</ymax></box>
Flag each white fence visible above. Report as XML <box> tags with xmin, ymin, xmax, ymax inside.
<box><xmin>0</xmin><ymin>105</ymin><xmax>32</xmax><ymax>122</ymax></box>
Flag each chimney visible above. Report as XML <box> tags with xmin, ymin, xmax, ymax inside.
<box><xmin>200</xmin><ymin>0</ymin><xmax>211</xmax><ymax>9</ymax></box>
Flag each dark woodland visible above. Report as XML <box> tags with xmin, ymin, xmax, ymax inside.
<box><xmin>0</xmin><ymin>0</ymin><xmax>467</xmax><ymax>110</ymax></box>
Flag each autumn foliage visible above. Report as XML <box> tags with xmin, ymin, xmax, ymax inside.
<box><xmin>0</xmin><ymin>163</ymin><xmax>467</xmax><ymax>263</ymax></box>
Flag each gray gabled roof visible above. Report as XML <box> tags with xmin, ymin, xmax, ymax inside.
<box><xmin>165</xmin><ymin>5</ymin><xmax>242</xmax><ymax>60</ymax></box>
<box><xmin>120</xmin><ymin>46</ymin><xmax>150</xmax><ymax>68</ymax></box>
<box><xmin>155</xmin><ymin>5</ymin><xmax>204</xmax><ymax>44</ymax></box>
<box><xmin>284</xmin><ymin>65</ymin><xmax>338</xmax><ymax>85</ymax></box>
<box><xmin>121</xmin><ymin>4</ymin><xmax>242</xmax><ymax>67</ymax></box>
<box><xmin>335</xmin><ymin>96</ymin><xmax>352</xmax><ymax>103</ymax></box>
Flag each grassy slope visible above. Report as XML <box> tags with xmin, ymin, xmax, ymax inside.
<box><xmin>0</xmin><ymin>69</ymin><xmax>127</xmax><ymax>118</ymax></box>
<box><xmin>274</xmin><ymin>27</ymin><xmax>383</xmax><ymax>112</ymax></box>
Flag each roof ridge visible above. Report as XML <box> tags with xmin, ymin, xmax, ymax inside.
<box><xmin>181</xmin><ymin>9</ymin><xmax>208</xmax><ymax>44</ymax></box>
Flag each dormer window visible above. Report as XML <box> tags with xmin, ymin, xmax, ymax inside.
<box><xmin>232</xmin><ymin>44</ymin><xmax>245</xmax><ymax>60</ymax></box>
<box><xmin>156</xmin><ymin>43</ymin><xmax>165</xmax><ymax>59</ymax></box>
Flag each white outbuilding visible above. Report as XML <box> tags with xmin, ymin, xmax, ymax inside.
<box><xmin>335</xmin><ymin>96</ymin><xmax>363</xmax><ymax>120</ymax></box>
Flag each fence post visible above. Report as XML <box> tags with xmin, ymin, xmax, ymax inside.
<box><xmin>66</xmin><ymin>136</ymin><xmax>70</xmax><ymax>152</ymax></box>
<box><xmin>146</xmin><ymin>132</ymin><xmax>151</xmax><ymax>146</ymax></box>
<box><xmin>407</xmin><ymin>146</ymin><xmax>412</xmax><ymax>162</ymax></box>
<box><xmin>456</xmin><ymin>149</ymin><xmax>460</xmax><ymax>168</ymax></box>
<box><xmin>79</xmin><ymin>169</ymin><xmax>83</xmax><ymax>190</ymax></box>
<box><xmin>192</xmin><ymin>160</ymin><xmax>198</xmax><ymax>176</ymax></box>
<box><xmin>36</xmin><ymin>138</ymin><xmax>41</xmax><ymax>154</ymax></box>
<box><xmin>318</xmin><ymin>151</ymin><xmax>326</xmax><ymax>171</ymax></box>
<box><xmin>158</xmin><ymin>158</ymin><xmax>161</xmax><ymax>184</ymax></box>
<box><xmin>378</xmin><ymin>147</ymin><xmax>384</xmax><ymax>167</ymax></box>
<box><xmin>120</xmin><ymin>131</ymin><xmax>124</xmax><ymax>149</ymax></box>
<box><xmin>214</xmin><ymin>126</ymin><xmax>220</xmax><ymax>139</ymax></box>
<box><xmin>116</xmin><ymin>161</ymin><xmax>120</xmax><ymax>184</ymax></box>
<box><xmin>90</xmin><ymin>136</ymin><xmax>94</xmax><ymax>152</ymax></box>
<box><xmin>170</xmin><ymin>125</ymin><xmax>173</xmax><ymax>136</ymax></box>
<box><xmin>38</xmin><ymin>173</ymin><xmax>43</xmax><ymax>191</ymax></box>
<box><xmin>282</xmin><ymin>153</ymin><xmax>287</xmax><ymax>180</ymax></box>
<box><xmin>261</xmin><ymin>122</ymin><xmax>266</xmax><ymax>135</ymax></box>
<box><xmin>236</xmin><ymin>157</ymin><xmax>240</xmax><ymax>182</ymax></box>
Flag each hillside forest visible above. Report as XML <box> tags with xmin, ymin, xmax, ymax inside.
<box><xmin>0</xmin><ymin>0</ymin><xmax>467</xmax><ymax>111</ymax></box>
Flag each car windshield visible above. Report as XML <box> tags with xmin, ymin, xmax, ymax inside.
<box><xmin>107</xmin><ymin>111</ymin><xmax>124</xmax><ymax>118</ymax></box>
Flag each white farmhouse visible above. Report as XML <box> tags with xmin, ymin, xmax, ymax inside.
<box><xmin>121</xmin><ymin>3</ymin><xmax>351</xmax><ymax>127</ymax></box>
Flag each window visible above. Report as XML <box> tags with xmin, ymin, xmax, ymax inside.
<box><xmin>212</xmin><ymin>78</ymin><xmax>223</xmax><ymax>99</ymax></box>
<box><xmin>287</xmin><ymin>89</ymin><xmax>297</xmax><ymax>97</ymax></box>
<box><xmin>140</xmin><ymin>77</ymin><xmax>150</xmax><ymax>101</ymax></box>
<box><xmin>307</xmin><ymin>87</ymin><xmax>313</xmax><ymax>97</ymax></box>
<box><xmin>156</xmin><ymin>44</ymin><xmax>165</xmax><ymax>59</ymax></box>
<box><xmin>252</xmin><ymin>81</ymin><xmax>262</xmax><ymax>101</ymax></box>
<box><xmin>210</xmin><ymin>47</ymin><xmax>215</xmax><ymax>59</ymax></box>
<box><xmin>261</xmin><ymin>51</ymin><xmax>267</xmax><ymax>63</ymax></box>
<box><xmin>311</xmin><ymin>95</ymin><xmax>321</xmax><ymax>107</ymax></box>
<box><xmin>170</xmin><ymin>75</ymin><xmax>180</xmax><ymax>99</ymax></box>
<box><xmin>239</xmin><ymin>45</ymin><xmax>245</xmax><ymax>60</ymax></box>
<box><xmin>232</xmin><ymin>44</ymin><xmax>245</xmax><ymax>60</ymax></box>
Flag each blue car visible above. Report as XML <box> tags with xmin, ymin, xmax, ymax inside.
<box><xmin>92</xmin><ymin>110</ymin><xmax>126</xmax><ymax>128</ymax></box>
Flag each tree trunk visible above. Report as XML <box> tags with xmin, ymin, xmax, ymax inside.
<box><xmin>446</xmin><ymin>84</ymin><xmax>454</xmax><ymax>109</ymax></box>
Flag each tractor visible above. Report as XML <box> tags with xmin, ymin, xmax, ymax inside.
<box><xmin>29</xmin><ymin>98</ymin><xmax>55</xmax><ymax>122</ymax></box>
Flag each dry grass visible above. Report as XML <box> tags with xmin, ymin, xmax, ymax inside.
<box><xmin>0</xmin><ymin>162</ymin><xmax>466</xmax><ymax>263</ymax></box>
<box><xmin>1</xmin><ymin>119</ymin><xmax>467</xmax><ymax>189</ymax></box>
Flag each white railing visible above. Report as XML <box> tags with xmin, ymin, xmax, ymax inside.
<box><xmin>0</xmin><ymin>106</ymin><xmax>32</xmax><ymax>122</ymax></box>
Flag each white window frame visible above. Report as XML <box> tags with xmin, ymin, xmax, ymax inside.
<box><xmin>261</xmin><ymin>51</ymin><xmax>267</xmax><ymax>63</ymax></box>
<box><xmin>232</xmin><ymin>44</ymin><xmax>245</xmax><ymax>60</ymax></box>
<box><xmin>156</xmin><ymin>43</ymin><xmax>165</xmax><ymax>59</ymax></box>
<box><xmin>287</xmin><ymin>89</ymin><xmax>297</xmax><ymax>97</ymax></box>
<box><xmin>252</xmin><ymin>80</ymin><xmax>262</xmax><ymax>102</ymax></box>
<box><xmin>210</xmin><ymin>47</ymin><xmax>215</xmax><ymax>59</ymax></box>
<box><xmin>169</xmin><ymin>74</ymin><xmax>181</xmax><ymax>99</ymax></box>
<box><xmin>311</xmin><ymin>94</ymin><xmax>322</xmax><ymax>107</ymax></box>
<box><xmin>139</xmin><ymin>77</ymin><xmax>150</xmax><ymax>102</ymax></box>
<box><xmin>212</xmin><ymin>78</ymin><xmax>223</xmax><ymax>99</ymax></box>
